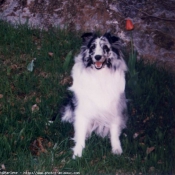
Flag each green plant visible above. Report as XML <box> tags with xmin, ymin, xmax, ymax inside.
<box><xmin>126</xmin><ymin>20</ymin><xmax>141</xmax><ymax>97</ymax></box>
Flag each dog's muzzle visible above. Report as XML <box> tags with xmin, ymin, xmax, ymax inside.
<box><xmin>94</xmin><ymin>55</ymin><xmax>105</xmax><ymax>69</ymax></box>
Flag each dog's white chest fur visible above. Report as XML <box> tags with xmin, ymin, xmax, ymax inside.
<box><xmin>69</xmin><ymin>60</ymin><xmax>125</xmax><ymax>120</ymax></box>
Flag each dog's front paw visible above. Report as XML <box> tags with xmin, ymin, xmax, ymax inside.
<box><xmin>112</xmin><ymin>146</ymin><xmax>123</xmax><ymax>155</ymax></box>
<box><xmin>72</xmin><ymin>145</ymin><xmax>83</xmax><ymax>159</ymax></box>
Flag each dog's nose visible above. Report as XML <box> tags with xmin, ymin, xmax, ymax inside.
<box><xmin>95</xmin><ymin>55</ymin><xmax>102</xmax><ymax>61</ymax></box>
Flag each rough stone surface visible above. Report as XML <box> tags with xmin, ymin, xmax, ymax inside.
<box><xmin>0</xmin><ymin>0</ymin><xmax>175</xmax><ymax>71</ymax></box>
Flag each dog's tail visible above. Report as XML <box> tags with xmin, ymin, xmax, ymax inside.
<box><xmin>61</xmin><ymin>104</ymin><xmax>74</xmax><ymax>123</ymax></box>
<box><xmin>61</xmin><ymin>94</ymin><xmax>76</xmax><ymax>123</ymax></box>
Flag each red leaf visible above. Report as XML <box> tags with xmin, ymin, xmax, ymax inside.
<box><xmin>125</xmin><ymin>19</ymin><xmax>134</xmax><ymax>31</ymax></box>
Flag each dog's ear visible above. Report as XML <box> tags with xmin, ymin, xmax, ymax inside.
<box><xmin>103</xmin><ymin>33</ymin><xmax>120</xmax><ymax>44</ymax></box>
<box><xmin>81</xmin><ymin>33</ymin><xmax>96</xmax><ymax>43</ymax></box>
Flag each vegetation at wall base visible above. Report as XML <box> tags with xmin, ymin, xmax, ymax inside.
<box><xmin>0</xmin><ymin>20</ymin><xmax>174</xmax><ymax>174</ymax></box>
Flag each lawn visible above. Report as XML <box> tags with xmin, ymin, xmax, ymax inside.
<box><xmin>0</xmin><ymin>20</ymin><xmax>174</xmax><ymax>175</ymax></box>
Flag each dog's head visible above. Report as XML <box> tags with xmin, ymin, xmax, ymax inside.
<box><xmin>81</xmin><ymin>33</ymin><xmax>122</xmax><ymax>70</ymax></box>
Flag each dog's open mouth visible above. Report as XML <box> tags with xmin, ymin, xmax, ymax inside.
<box><xmin>94</xmin><ymin>61</ymin><xmax>104</xmax><ymax>69</ymax></box>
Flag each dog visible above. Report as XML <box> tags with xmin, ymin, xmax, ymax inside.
<box><xmin>62</xmin><ymin>32</ymin><xmax>128</xmax><ymax>158</ymax></box>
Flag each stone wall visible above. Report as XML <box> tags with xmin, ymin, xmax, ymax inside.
<box><xmin>0</xmin><ymin>0</ymin><xmax>175</xmax><ymax>71</ymax></box>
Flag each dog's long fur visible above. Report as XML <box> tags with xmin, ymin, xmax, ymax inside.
<box><xmin>62</xmin><ymin>33</ymin><xmax>128</xmax><ymax>158</ymax></box>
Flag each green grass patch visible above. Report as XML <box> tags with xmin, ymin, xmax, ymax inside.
<box><xmin>0</xmin><ymin>20</ymin><xmax>174</xmax><ymax>174</ymax></box>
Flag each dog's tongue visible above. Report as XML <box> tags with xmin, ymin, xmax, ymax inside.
<box><xmin>95</xmin><ymin>62</ymin><xmax>103</xmax><ymax>69</ymax></box>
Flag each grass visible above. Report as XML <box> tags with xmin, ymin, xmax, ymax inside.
<box><xmin>0</xmin><ymin>20</ymin><xmax>175</xmax><ymax>174</ymax></box>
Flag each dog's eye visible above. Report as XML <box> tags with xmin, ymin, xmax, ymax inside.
<box><xmin>103</xmin><ymin>45</ymin><xmax>110</xmax><ymax>52</ymax></box>
<box><xmin>90</xmin><ymin>44</ymin><xmax>95</xmax><ymax>50</ymax></box>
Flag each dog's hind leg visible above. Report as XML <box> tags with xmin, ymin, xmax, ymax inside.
<box><xmin>110</xmin><ymin>121</ymin><xmax>123</xmax><ymax>155</ymax></box>
<box><xmin>72</xmin><ymin>112</ymin><xmax>89</xmax><ymax>158</ymax></box>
